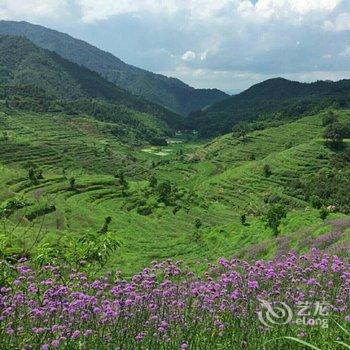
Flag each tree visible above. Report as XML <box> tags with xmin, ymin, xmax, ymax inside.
<box><xmin>265</xmin><ymin>204</ymin><xmax>287</xmax><ymax>236</ymax></box>
<box><xmin>157</xmin><ymin>181</ymin><xmax>172</xmax><ymax>205</ymax></box>
<box><xmin>194</xmin><ymin>218</ymin><xmax>202</xmax><ymax>230</ymax></box>
<box><xmin>2</xmin><ymin>131</ymin><xmax>9</xmax><ymax>141</ymax></box>
<box><xmin>172</xmin><ymin>206</ymin><xmax>181</xmax><ymax>215</ymax></box>
<box><xmin>28</xmin><ymin>165</ymin><xmax>43</xmax><ymax>184</ymax></box>
<box><xmin>319</xmin><ymin>207</ymin><xmax>329</xmax><ymax>221</ymax></box>
<box><xmin>324</xmin><ymin>122</ymin><xmax>350</xmax><ymax>148</ymax></box>
<box><xmin>69</xmin><ymin>177</ymin><xmax>76</xmax><ymax>190</ymax></box>
<box><xmin>232</xmin><ymin>122</ymin><xmax>250</xmax><ymax>141</ymax></box>
<box><xmin>62</xmin><ymin>167</ymin><xmax>67</xmax><ymax>180</ymax></box>
<box><xmin>99</xmin><ymin>216</ymin><xmax>112</xmax><ymax>234</ymax></box>
<box><xmin>193</xmin><ymin>218</ymin><xmax>202</xmax><ymax>241</ymax></box>
<box><xmin>28</xmin><ymin>167</ymin><xmax>36</xmax><ymax>183</ymax></box>
<box><xmin>263</xmin><ymin>164</ymin><xmax>272</xmax><ymax>178</ymax></box>
<box><xmin>115</xmin><ymin>170</ymin><xmax>128</xmax><ymax>189</ymax></box>
<box><xmin>310</xmin><ymin>195</ymin><xmax>323</xmax><ymax>209</ymax></box>
<box><xmin>149</xmin><ymin>175</ymin><xmax>157</xmax><ymax>188</ymax></box>
<box><xmin>240</xmin><ymin>214</ymin><xmax>247</xmax><ymax>226</ymax></box>
<box><xmin>322</xmin><ymin>110</ymin><xmax>337</xmax><ymax>126</ymax></box>
<box><xmin>153</xmin><ymin>137</ymin><xmax>168</xmax><ymax>146</ymax></box>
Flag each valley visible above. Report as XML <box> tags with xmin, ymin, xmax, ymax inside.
<box><xmin>1</xmin><ymin>101</ymin><xmax>349</xmax><ymax>276</ymax></box>
<box><xmin>0</xmin><ymin>18</ymin><xmax>349</xmax><ymax>350</ymax></box>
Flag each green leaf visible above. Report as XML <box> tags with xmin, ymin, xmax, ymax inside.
<box><xmin>333</xmin><ymin>319</ymin><xmax>350</xmax><ymax>336</ymax></box>
<box><xmin>335</xmin><ymin>341</ymin><xmax>350</xmax><ymax>349</ymax></box>
<box><xmin>264</xmin><ymin>336</ymin><xmax>322</xmax><ymax>350</ymax></box>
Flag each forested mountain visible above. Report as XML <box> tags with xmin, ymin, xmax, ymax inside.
<box><xmin>0</xmin><ymin>20</ymin><xmax>228</xmax><ymax>115</ymax></box>
<box><xmin>187</xmin><ymin>77</ymin><xmax>350</xmax><ymax>137</ymax></box>
<box><xmin>0</xmin><ymin>35</ymin><xmax>183</xmax><ymax>130</ymax></box>
<box><xmin>211</xmin><ymin>77</ymin><xmax>350</xmax><ymax>107</ymax></box>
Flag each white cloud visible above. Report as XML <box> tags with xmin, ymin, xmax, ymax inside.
<box><xmin>182</xmin><ymin>51</ymin><xmax>196</xmax><ymax>62</ymax></box>
<box><xmin>78</xmin><ymin>0</ymin><xmax>242</xmax><ymax>23</ymax></box>
<box><xmin>75</xmin><ymin>0</ymin><xmax>342</xmax><ymax>24</ymax></box>
<box><xmin>238</xmin><ymin>0</ymin><xmax>342</xmax><ymax>24</ymax></box>
<box><xmin>339</xmin><ymin>46</ymin><xmax>350</xmax><ymax>57</ymax></box>
<box><xmin>323</xmin><ymin>13</ymin><xmax>350</xmax><ymax>31</ymax></box>
<box><xmin>200</xmin><ymin>51</ymin><xmax>208</xmax><ymax>61</ymax></box>
<box><xmin>0</xmin><ymin>0</ymin><xmax>68</xmax><ymax>21</ymax></box>
<box><xmin>76</xmin><ymin>0</ymin><xmax>182</xmax><ymax>23</ymax></box>
<box><xmin>1</xmin><ymin>0</ymin><xmax>350</xmax><ymax>91</ymax></box>
<box><xmin>259</xmin><ymin>0</ymin><xmax>340</xmax><ymax>15</ymax></box>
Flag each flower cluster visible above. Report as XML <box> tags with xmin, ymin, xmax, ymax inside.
<box><xmin>0</xmin><ymin>249</ymin><xmax>349</xmax><ymax>349</ymax></box>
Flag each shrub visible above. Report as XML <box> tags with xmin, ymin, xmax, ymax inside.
<box><xmin>324</xmin><ymin>121</ymin><xmax>350</xmax><ymax>148</ymax></box>
<box><xmin>25</xmin><ymin>204</ymin><xmax>56</xmax><ymax>221</ymax></box>
<box><xmin>98</xmin><ymin>216</ymin><xmax>112</xmax><ymax>234</ymax></box>
<box><xmin>232</xmin><ymin>121</ymin><xmax>250</xmax><ymax>141</ymax></box>
<box><xmin>319</xmin><ymin>207</ymin><xmax>329</xmax><ymax>221</ymax></box>
<box><xmin>69</xmin><ymin>177</ymin><xmax>76</xmax><ymax>190</ymax></box>
<box><xmin>137</xmin><ymin>205</ymin><xmax>153</xmax><ymax>216</ymax></box>
<box><xmin>157</xmin><ymin>181</ymin><xmax>172</xmax><ymax>205</ymax></box>
<box><xmin>263</xmin><ymin>164</ymin><xmax>272</xmax><ymax>177</ymax></box>
<box><xmin>194</xmin><ymin>218</ymin><xmax>202</xmax><ymax>230</ymax></box>
<box><xmin>310</xmin><ymin>195</ymin><xmax>323</xmax><ymax>209</ymax></box>
<box><xmin>28</xmin><ymin>166</ymin><xmax>43</xmax><ymax>184</ymax></box>
<box><xmin>240</xmin><ymin>214</ymin><xmax>247</xmax><ymax>225</ymax></box>
<box><xmin>0</xmin><ymin>198</ymin><xmax>30</xmax><ymax>218</ymax></box>
<box><xmin>265</xmin><ymin>204</ymin><xmax>287</xmax><ymax>236</ymax></box>
<box><xmin>322</xmin><ymin>110</ymin><xmax>337</xmax><ymax>126</ymax></box>
<box><xmin>149</xmin><ymin>175</ymin><xmax>157</xmax><ymax>188</ymax></box>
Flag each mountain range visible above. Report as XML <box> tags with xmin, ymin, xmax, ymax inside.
<box><xmin>1</xmin><ymin>20</ymin><xmax>350</xmax><ymax>140</ymax></box>
<box><xmin>187</xmin><ymin>77</ymin><xmax>350</xmax><ymax>136</ymax></box>
<box><xmin>0</xmin><ymin>20</ymin><xmax>228</xmax><ymax>116</ymax></box>
<box><xmin>0</xmin><ymin>35</ymin><xmax>185</xmax><ymax>131</ymax></box>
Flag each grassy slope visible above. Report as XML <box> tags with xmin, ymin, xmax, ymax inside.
<box><xmin>0</xmin><ymin>111</ymin><xmax>135</xmax><ymax>174</ymax></box>
<box><xmin>0</xmin><ymin>108</ymin><xmax>349</xmax><ymax>276</ymax></box>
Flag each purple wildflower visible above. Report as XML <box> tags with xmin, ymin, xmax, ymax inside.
<box><xmin>71</xmin><ymin>330</ymin><xmax>80</xmax><ymax>341</ymax></box>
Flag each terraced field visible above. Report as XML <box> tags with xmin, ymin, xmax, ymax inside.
<box><xmin>0</xmin><ymin>110</ymin><xmax>142</xmax><ymax>175</ymax></box>
<box><xmin>1</xmin><ymin>107</ymin><xmax>349</xmax><ymax>275</ymax></box>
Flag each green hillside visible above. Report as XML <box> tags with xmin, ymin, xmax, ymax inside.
<box><xmin>0</xmin><ymin>36</ymin><xmax>185</xmax><ymax>131</ymax></box>
<box><xmin>1</xmin><ymin>98</ymin><xmax>349</xmax><ymax>275</ymax></box>
<box><xmin>0</xmin><ymin>20</ymin><xmax>229</xmax><ymax>115</ymax></box>
<box><xmin>188</xmin><ymin>77</ymin><xmax>350</xmax><ymax>137</ymax></box>
<box><xmin>0</xmin><ymin>35</ymin><xmax>84</xmax><ymax>99</ymax></box>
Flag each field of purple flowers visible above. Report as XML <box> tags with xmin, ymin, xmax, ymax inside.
<box><xmin>1</xmin><ymin>248</ymin><xmax>349</xmax><ymax>349</ymax></box>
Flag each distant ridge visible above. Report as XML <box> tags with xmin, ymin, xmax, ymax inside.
<box><xmin>0</xmin><ymin>20</ymin><xmax>229</xmax><ymax>115</ymax></box>
<box><xmin>0</xmin><ymin>35</ymin><xmax>184</xmax><ymax>130</ymax></box>
<box><xmin>187</xmin><ymin>77</ymin><xmax>350</xmax><ymax>137</ymax></box>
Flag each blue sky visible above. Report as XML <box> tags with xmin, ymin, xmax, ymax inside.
<box><xmin>2</xmin><ymin>0</ymin><xmax>350</xmax><ymax>92</ymax></box>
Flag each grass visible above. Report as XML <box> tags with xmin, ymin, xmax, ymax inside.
<box><xmin>0</xmin><ymin>107</ymin><xmax>349</xmax><ymax>276</ymax></box>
